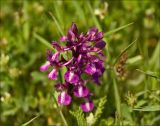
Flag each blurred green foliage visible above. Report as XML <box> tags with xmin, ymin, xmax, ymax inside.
<box><xmin>0</xmin><ymin>0</ymin><xmax>160</xmax><ymax>126</ymax></box>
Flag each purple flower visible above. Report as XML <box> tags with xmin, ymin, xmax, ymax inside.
<box><xmin>64</xmin><ymin>71</ymin><xmax>79</xmax><ymax>84</ymax></box>
<box><xmin>48</xmin><ymin>69</ymin><xmax>58</xmax><ymax>80</ymax></box>
<box><xmin>40</xmin><ymin>61</ymin><xmax>50</xmax><ymax>72</ymax></box>
<box><xmin>58</xmin><ymin>91</ymin><xmax>72</xmax><ymax>105</ymax></box>
<box><xmin>80</xmin><ymin>101</ymin><xmax>94</xmax><ymax>112</ymax></box>
<box><xmin>85</xmin><ymin>63</ymin><xmax>97</xmax><ymax>75</ymax></box>
<box><xmin>74</xmin><ymin>85</ymin><xmax>89</xmax><ymax>97</ymax></box>
<box><xmin>40</xmin><ymin>23</ymin><xmax>106</xmax><ymax>112</ymax></box>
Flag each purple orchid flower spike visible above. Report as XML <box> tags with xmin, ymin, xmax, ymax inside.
<box><xmin>40</xmin><ymin>23</ymin><xmax>106</xmax><ymax>112</ymax></box>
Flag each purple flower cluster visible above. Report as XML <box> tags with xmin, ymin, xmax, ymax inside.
<box><xmin>40</xmin><ymin>23</ymin><xmax>106</xmax><ymax>112</ymax></box>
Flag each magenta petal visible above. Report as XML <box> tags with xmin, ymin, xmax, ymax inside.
<box><xmin>67</xmin><ymin>30</ymin><xmax>76</xmax><ymax>42</ymax></box>
<box><xmin>88</xmin><ymin>27</ymin><xmax>98</xmax><ymax>35</ymax></box>
<box><xmin>48</xmin><ymin>69</ymin><xmax>58</xmax><ymax>80</ymax></box>
<box><xmin>95</xmin><ymin>40</ymin><xmax>106</xmax><ymax>49</ymax></box>
<box><xmin>60</xmin><ymin>36</ymin><xmax>67</xmax><ymax>42</ymax></box>
<box><xmin>61</xmin><ymin>57</ymin><xmax>74</xmax><ymax>66</ymax></box>
<box><xmin>58</xmin><ymin>91</ymin><xmax>71</xmax><ymax>105</ymax></box>
<box><xmin>71</xmin><ymin>23</ymin><xmax>78</xmax><ymax>35</ymax></box>
<box><xmin>85</xmin><ymin>64</ymin><xmax>96</xmax><ymax>75</ymax></box>
<box><xmin>40</xmin><ymin>61</ymin><xmax>50</xmax><ymax>72</ymax></box>
<box><xmin>80</xmin><ymin>101</ymin><xmax>94</xmax><ymax>112</ymax></box>
<box><xmin>77</xmin><ymin>54</ymin><xmax>82</xmax><ymax>63</ymax></box>
<box><xmin>51</xmin><ymin>52</ymin><xmax>59</xmax><ymax>62</ymax></box>
<box><xmin>74</xmin><ymin>86</ymin><xmax>89</xmax><ymax>97</ymax></box>
<box><xmin>64</xmin><ymin>71</ymin><xmax>79</xmax><ymax>84</ymax></box>
<box><xmin>96</xmin><ymin>32</ymin><xmax>103</xmax><ymax>40</ymax></box>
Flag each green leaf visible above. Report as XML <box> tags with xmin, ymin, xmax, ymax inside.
<box><xmin>90</xmin><ymin>96</ymin><xmax>107</xmax><ymax>126</ymax></box>
<box><xmin>121</xmin><ymin>104</ymin><xmax>132</xmax><ymax>122</ymax></box>
<box><xmin>126</xmin><ymin>55</ymin><xmax>142</xmax><ymax>65</ymax></box>
<box><xmin>134</xmin><ymin>100</ymin><xmax>147</xmax><ymax>108</ymax></box>
<box><xmin>34</xmin><ymin>33</ymin><xmax>53</xmax><ymax>49</ymax></box>
<box><xmin>21</xmin><ymin>114</ymin><xmax>40</xmax><ymax>126</ymax></box>
<box><xmin>2</xmin><ymin>108</ymin><xmax>19</xmax><ymax>116</ymax></box>
<box><xmin>70</xmin><ymin>108</ymin><xmax>87</xmax><ymax>126</ymax></box>
<box><xmin>133</xmin><ymin>105</ymin><xmax>160</xmax><ymax>111</ymax></box>
<box><xmin>149</xmin><ymin>41</ymin><xmax>160</xmax><ymax>68</ymax></box>
<box><xmin>105</xmin><ymin>22</ymin><xmax>134</xmax><ymax>36</ymax></box>
<box><xmin>150</xmin><ymin>115</ymin><xmax>160</xmax><ymax>126</ymax></box>
<box><xmin>31</xmin><ymin>71</ymin><xmax>46</xmax><ymax>82</ymax></box>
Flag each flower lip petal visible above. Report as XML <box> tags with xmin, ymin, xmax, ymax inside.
<box><xmin>80</xmin><ymin>101</ymin><xmax>94</xmax><ymax>112</ymax></box>
<box><xmin>58</xmin><ymin>91</ymin><xmax>72</xmax><ymax>105</ymax></box>
<box><xmin>85</xmin><ymin>63</ymin><xmax>97</xmax><ymax>75</ymax></box>
<box><xmin>48</xmin><ymin>69</ymin><xmax>58</xmax><ymax>80</ymax></box>
<box><xmin>74</xmin><ymin>85</ymin><xmax>89</xmax><ymax>97</ymax></box>
<box><xmin>40</xmin><ymin>61</ymin><xmax>50</xmax><ymax>72</ymax></box>
<box><xmin>64</xmin><ymin>71</ymin><xmax>79</xmax><ymax>84</ymax></box>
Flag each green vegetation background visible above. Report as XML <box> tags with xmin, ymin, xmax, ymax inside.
<box><xmin>0</xmin><ymin>0</ymin><xmax>159</xmax><ymax>126</ymax></box>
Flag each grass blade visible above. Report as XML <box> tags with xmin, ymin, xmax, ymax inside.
<box><xmin>136</xmin><ymin>69</ymin><xmax>160</xmax><ymax>81</ymax></box>
<box><xmin>21</xmin><ymin>114</ymin><xmax>40</xmax><ymax>126</ymax></box>
<box><xmin>34</xmin><ymin>33</ymin><xmax>53</xmax><ymax>49</ymax></box>
<box><xmin>133</xmin><ymin>105</ymin><xmax>160</xmax><ymax>111</ymax></box>
<box><xmin>48</xmin><ymin>12</ymin><xmax>64</xmax><ymax>36</ymax></box>
<box><xmin>150</xmin><ymin>115</ymin><xmax>160</xmax><ymax>126</ymax></box>
<box><xmin>87</xmin><ymin>1</ymin><xmax>101</xmax><ymax>30</ymax></box>
<box><xmin>53</xmin><ymin>1</ymin><xmax>63</xmax><ymax>28</ymax></box>
<box><xmin>105</xmin><ymin>22</ymin><xmax>134</xmax><ymax>36</ymax></box>
<box><xmin>72</xmin><ymin>1</ymin><xmax>86</xmax><ymax>24</ymax></box>
<box><xmin>113</xmin><ymin>38</ymin><xmax>137</xmax><ymax>66</ymax></box>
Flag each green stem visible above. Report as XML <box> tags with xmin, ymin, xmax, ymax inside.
<box><xmin>52</xmin><ymin>92</ymin><xmax>68</xmax><ymax>126</ymax></box>
<box><xmin>112</xmin><ymin>72</ymin><xmax>121</xmax><ymax>124</ymax></box>
<box><xmin>113</xmin><ymin>38</ymin><xmax>137</xmax><ymax>66</ymax></box>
